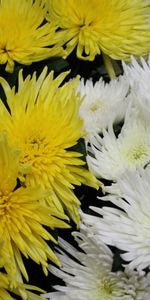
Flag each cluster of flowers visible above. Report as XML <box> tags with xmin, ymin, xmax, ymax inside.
<box><xmin>1</xmin><ymin>0</ymin><xmax>150</xmax><ymax>299</ymax></box>
<box><xmin>45</xmin><ymin>57</ymin><xmax>150</xmax><ymax>300</ymax></box>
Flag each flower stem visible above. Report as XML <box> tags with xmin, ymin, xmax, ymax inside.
<box><xmin>102</xmin><ymin>53</ymin><xmax>116</xmax><ymax>80</ymax></box>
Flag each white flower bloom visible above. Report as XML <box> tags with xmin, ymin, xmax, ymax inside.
<box><xmin>86</xmin><ymin>119</ymin><xmax>150</xmax><ymax>181</ymax></box>
<box><xmin>77</xmin><ymin>76</ymin><xmax>129</xmax><ymax>142</ymax></box>
<box><xmin>82</xmin><ymin>167</ymin><xmax>150</xmax><ymax>271</ymax></box>
<box><xmin>123</xmin><ymin>57</ymin><xmax>150</xmax><ymax>123</ymax></box>
<box><xmin>123</xmin><ymin>56</ymin><xmax>150</xmax><ymax>89</ymax></box>
<box><xmin>42</xmin><ymin>230</ymin><xmax>150</xmax><ymax>300</ymax></box>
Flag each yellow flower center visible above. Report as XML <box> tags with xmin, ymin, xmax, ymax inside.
<box><xmin>19</xmin><ymin>131</ymin><xmax>63</xmax><ymax>186</ymax></box>
<box><xmin>0</xmin><ymin>192</ymin><xmax>14</xmax><ymax>216</ymax></box>
<box><xmin>21</xmin><ymin>135</ymin><xmax>51</xmax><ymax>164</ymax></box>
<box><xmin>97</xmin><ymin>278</ymin><xmax>113</xmax><ymax>298</ymax></box>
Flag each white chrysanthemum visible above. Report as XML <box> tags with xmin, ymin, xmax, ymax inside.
<box><xmin>42</xmin><ymin>230</ymin><xmax>150</xmax><ymax>300</ymax></box>
<box><xmin>77</xmin><ymin>76</ymin><xmax>129</xmax><ymax>142</ymax></box>
<box><xmin>123</xmin><ymin>57</ymin><xmax>150</xmax><ymax>123</ymax></box>
<box><xmin>86</xmin><ymin>119</ymin><xmax>150</xmax><ymax>181</ymax></box>
<box><xmin>82</xmin><ymin>167</ymin><xmax>150</xmax><ymax>271</ymax></box>
<box><xmin>123</xmin><ymin>57</ymin><xmax>150</xmax><ymax>88</ymax></box>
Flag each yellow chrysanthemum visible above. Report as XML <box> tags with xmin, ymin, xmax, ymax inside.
<box><xmin>46</xmin><ymin>0</ymin><xmax>150</xmax><ymax>61</ymax></box>
<box><xmin>0</xmin><ymin>0</ymin><xmax>64</xmax><ymax>73</ymax></box>
<box><xmin>0</xmin><ymin>242</ymin><xmax>14</xmax><ymax>300</ymax></box>
<box><xmin>0</xmin><ymin>273</ymin><xmax>17</xmax><ymax>300</ymax></box>
<box><xmin>0</xmin><ymin>272</ymin><xmax>47</xmax><ymax>300</ymax></box>
<box><xmin>0</xmin><ymin>68</ymin><xmax>99</xmax><ymax>224</ymax></box>
<box><xmin>0</xmin><ymin>132</ymin><xmax>69</xmax><ymax>282</ymax></box>
<box><xmin>0</xmin><ymin>236</ymin><xmax>46</xmax><ymax>300</ymax></box>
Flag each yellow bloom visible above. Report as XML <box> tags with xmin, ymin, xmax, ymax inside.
<box><xmin>0</xmin><ymin>272</ymin><xmax>46</xmax><ymax>300</ymax></box>
<box><xmin>0</xmin><ymin>68</ymin><xmax>99</xmax><ymax>224</ymax></box>
<box><xmin>0</xmin><ymin>0</ymin><xmax>64</xmax><ymax>72</ymax></box>
<box><xmin>0</xmin><ymin>273</ymin><xmax>16</xmax><ymax>300</ymax></box>
<box><xmin>0</xmin><ymin>242</ymin><xmax>13</xmax><ymax>300</ymax></box>
<box><xmin>0</xmin><ymin>272</ymin><xmax>48</xmax><ymax>300</ymax></box>
<box><xmin>0</xmin><ymin>132</ymin><xmax>69</xmax><ymax>282</ymax></box>
<box><xmin>46</xmin><ymin>0</ymin><xmax>150</xmax><ymax>61</ymax></box>
<box><xmin>0</xmin><ymin>236</ymin><xmax>46</xmax><ymax>300</ymax></box>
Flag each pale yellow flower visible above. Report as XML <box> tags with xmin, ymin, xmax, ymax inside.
<box><xmin>0</xmin><ymin>0</ymin><xmax>64</xmax><ymax>72</ymax></box>
<box><xmin>46</xmin><ymin>0</ymin><xmax>150</xmax><ymax>61</ymax></box>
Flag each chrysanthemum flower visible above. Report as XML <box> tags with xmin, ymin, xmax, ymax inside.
<box><xmin>0</xmin><ymin>0</ymin><xmax>64</xmax><ymax>72</ymax></box>
<box><xmin>0</xmin><ymin>272</ymin><xmax>15</xmax><ymax>300</ymax></box>
<box><xmin>0</xmin><ymin>222</ymin><xmax>49</xmax><ymax>300</ymax></box>
<box><xmin>42</xmin><ymin>230</ymin><xmax>150</xmax><ymax>300</ymax></box>
<box><xmin>77</xmin><ymin>76</ymin><xmax>129</xmax><ymax>142</ymax></box>
<box><xmin>123</xmin><ymin>57</ymin><xmax>150</xmax><ymax>124</ymax></box>
<box><xmin>0</xmin><ymin>68</ymin><xmax>99</xmax><ymax>224</ymax></box>
<box><xmin>0</xmin><ymin>272</ymin><xmax>46</xmax><ymax>300</ymax></box>
<box><xmin>123</xmin><ymin>57</ymin><xmax>150</xmax><ymax>89</ymax></box>
<box><xmin>46</xmin><ymin>0</ymin><xmax>150</xmax><ymax>62</ymax></box>
<box><xmin>82</xmin><ymin>167</ymin><xmax>150</xmax><ymax>271</ymax></box>
<box><xmin>86</xmin><ymin>119</ymin><xmax>150</xmax><ymax>181</ymax></box>
<box><xmin>0</xmin><ymin>132</ymin><xmax>69</xmax><ymax>282</ymax></box>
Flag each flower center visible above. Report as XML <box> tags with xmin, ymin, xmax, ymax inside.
<box><xmin>0</xmin><ymin>193</ymin><xmax>13</xmax><ymax>217</ymax></box>
<box><xmin>90</xmin><ymin>100</ymin><xmax>104</xmax><ymax>112</ymax></box>
<box><xmin>124</xmin><ymin>144</ymin><xmax>148</xmax><ymax>165</ymax></box>
<box><xmin>19</xmin><ymin>134</ymin><xmax>60</xmax><ymax>184</ymax></box>
<box><xmin>79</xmin><ymin>23</ymin><xmax>93</xmax><ymax>36</ymax></box>
<box><xmin>21</xmin><ymin>135</ymin><xmax>51</xmax><ymax>164</ymax></box>
<box><xmin>97</xmin><ymin>278</ymin><xmax>113</xmax><ymax>298</ymax></box>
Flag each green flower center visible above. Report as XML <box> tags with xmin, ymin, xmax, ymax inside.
<box><xmin>125</xmin><ymin>145</ymin><xmax>148</xmax><ymax>164</ymax></box>
<box><xmin>97</xmin><ymin>279</ymin><xmax>113</xmax><ymax>298</ymax></box>
<box><xmin>90</xmin><ymin>100</ymin><xmax>104</xmax><ymax>112</ymax></box>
